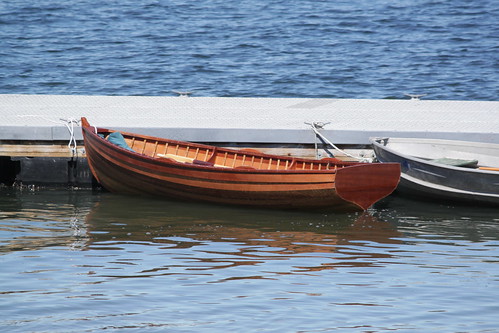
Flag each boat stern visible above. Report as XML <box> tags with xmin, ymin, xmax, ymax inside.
<box><xmin>335</xmin><ymin>163</ymin><xmax>401</xmax><ymax>210</ymax></box>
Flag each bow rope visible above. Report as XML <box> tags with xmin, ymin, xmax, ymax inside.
<box><xmin>17</xmin><ymin>115</ymin><xmax>81</xmax><ymax>157</ymax></box>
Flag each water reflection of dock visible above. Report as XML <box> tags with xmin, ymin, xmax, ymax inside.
<box><xmin>0</xmin><ymin>188</ymin><xmax>94</xmax><ymax>253</ymax></box>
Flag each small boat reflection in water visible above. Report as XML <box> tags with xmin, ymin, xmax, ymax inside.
<box><xmin>83</xmin><ymin>194</ymin><xmax>403</xmax><ymax>272</ymax></box>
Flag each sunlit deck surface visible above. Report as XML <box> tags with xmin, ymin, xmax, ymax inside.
<box><xmin>1</xmin><ymin>94</ymin><xmax>498</xmax><ymax>145</ymax></box>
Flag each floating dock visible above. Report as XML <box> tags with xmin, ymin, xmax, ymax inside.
<box><xmin>1</xmin><ymin>94</ymin><xmax>498</xmax><ymax>186</ymax></box>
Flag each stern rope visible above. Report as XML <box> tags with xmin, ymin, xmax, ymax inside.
<box><xmin>306</xmin><ymin>122</ymin><xmax>371</xmax><ymax>163</ymax></box>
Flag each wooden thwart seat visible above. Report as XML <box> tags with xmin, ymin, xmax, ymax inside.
<box><xmin>478</xmin><ymin>166</ymin><xmax>499</xmax><ymax>172</ymax></box>
<box><xmin>157</xmin><ymin>153</ymin><xmax>230</xmax><ymax>168</ymax></box>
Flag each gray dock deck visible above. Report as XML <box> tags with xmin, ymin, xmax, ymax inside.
<box><xmin>2</xmin><ymin>94</ymin><xmax>498</xmax><ymax>144</ymax></box>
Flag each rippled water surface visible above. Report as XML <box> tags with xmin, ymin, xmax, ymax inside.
<box><xmin>0</xmin><ymin>0</ymin><xmax>497</xmax><ymax>99</ymax></box>
<box><xmin>1</xmin><ymin>188</ymin><xmax>499</xmax><ymax>332</ymax></box>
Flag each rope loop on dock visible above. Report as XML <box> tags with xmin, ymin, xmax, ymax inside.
<box><xmin>60</xmin><ymin>118</ymin><xmax>80</xmax><ymax>157</ymax></box>
<box><xmin>17</xmin><ymin>115</ymin><xmax>81</xmax><ymax>157</ymax></box>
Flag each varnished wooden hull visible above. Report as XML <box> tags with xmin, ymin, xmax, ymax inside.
<box><xmin>81</xmin><ymin>118</ymin><xmax>400</xmax><ymax>211</ymax></box>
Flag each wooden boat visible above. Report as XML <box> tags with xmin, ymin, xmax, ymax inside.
<box><xmin>371</xmin><ymin>137</ymin><xmax>499</xmax><ymax>205</ymax></box>
<box><xmin>81</xmin><ymin>117</ymin><xmax>400</xmax><ymax>212</ymax></box>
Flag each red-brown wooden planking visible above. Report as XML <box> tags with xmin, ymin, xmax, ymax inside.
<box><xmin>81</xmin><ymin>117</ymin><xmax>400</xmax><ymax>211</ymax></box>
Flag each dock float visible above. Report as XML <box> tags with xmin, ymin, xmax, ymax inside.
<box><xmin>1</xmin><ymin>94</ymin><xmax>498</xmax><ymax>186</ymax></box>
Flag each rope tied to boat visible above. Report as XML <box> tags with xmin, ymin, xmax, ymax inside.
<box><xmin>306</xmin><ymin>122</ymin><xmax>372</xmax><ymax>163</ymax></box>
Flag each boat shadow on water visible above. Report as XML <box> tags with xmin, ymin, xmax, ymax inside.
<box><xmin>78</xmin><ymin>193</ymin><xmax>405</xmax><ymax>272</ymax></box>
<box><xmin>374</xmin><ymin>193</ymin><xmax>499</xmax><ymax>243</ymax></box>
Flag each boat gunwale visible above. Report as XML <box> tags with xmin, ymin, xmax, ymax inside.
<box><xmin>83</xmin><ymin>122</ymin><xmax>363</xmax><ymax>175</ymax></box>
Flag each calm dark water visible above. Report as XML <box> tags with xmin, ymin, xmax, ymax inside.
<box><xmin>1</xmin><ymin>188</ymin><xmax>499</xmax><ymax>332</ymax></box>
<box><xmin>0</xmin><ymin>0</ymin><xmax>498</xmax><ymax>100</ymax></box>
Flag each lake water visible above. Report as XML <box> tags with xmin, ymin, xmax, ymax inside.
<box><xmin>1</xmin><ymin>0</ymin><xmax>499</xmax><ymax>332</ymax></box>
<box><xmin>0</xmin><ymin>0</ymin><xmax>497</xmax><ymax>100</ymax></box>
<box><xmin>1</xmin><ymin>188</ymin><xmax>499</xmax><ymax>332</ymax></box>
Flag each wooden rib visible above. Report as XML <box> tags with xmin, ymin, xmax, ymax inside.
<box><xmin>130</xmin><ymin>138</ymin><xmax>136</xmax><ymax>149</ymax></box>
<box><xmin>141</xmin><ymin>139</ymin><xmax>147</xmax><ymax>154</ymax></box>
<box><xmin>153</xmin><ymin>141</ymin><xmax>158</xmax><ymax>157</ymax></box>
<box><xmin>194</xmin><ymin>148</ymin><xmax>200</xmax><ymax>160</ymax></box>
<box><xmin>232</xmin><ymin>154</ymin><xmax>238</xmax><ymax>168</ymax></box>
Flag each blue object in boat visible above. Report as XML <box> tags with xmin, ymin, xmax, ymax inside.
<box><xmin>107</xmin><ymin>132</ymin><xmax>133</xmax><ymax>151</ymax></box>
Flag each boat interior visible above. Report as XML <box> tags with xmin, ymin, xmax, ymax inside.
<box><xmin>102</xmin><ymin>130</ymin><xmax>348</xmax><ymax>171</ymax></box>
<box><xmin>377</xmin><ymin>138</ymin><xmax>499</xmax><ymax>171</ymax></box>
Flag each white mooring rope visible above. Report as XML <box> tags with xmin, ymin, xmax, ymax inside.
<box><xmin>305</xmin><ymin>122</ymin><xmax>371</xmax><ymax>163</ymax></box>
<box><xmin>60</xmin><ymin>118</ymin><xmax>80</xmax><ymax>157</ymax></box>
<box><xmin>17</xmin><ymin>115</ymin><xmax>81</xmax><ymax>157</ymax></box>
